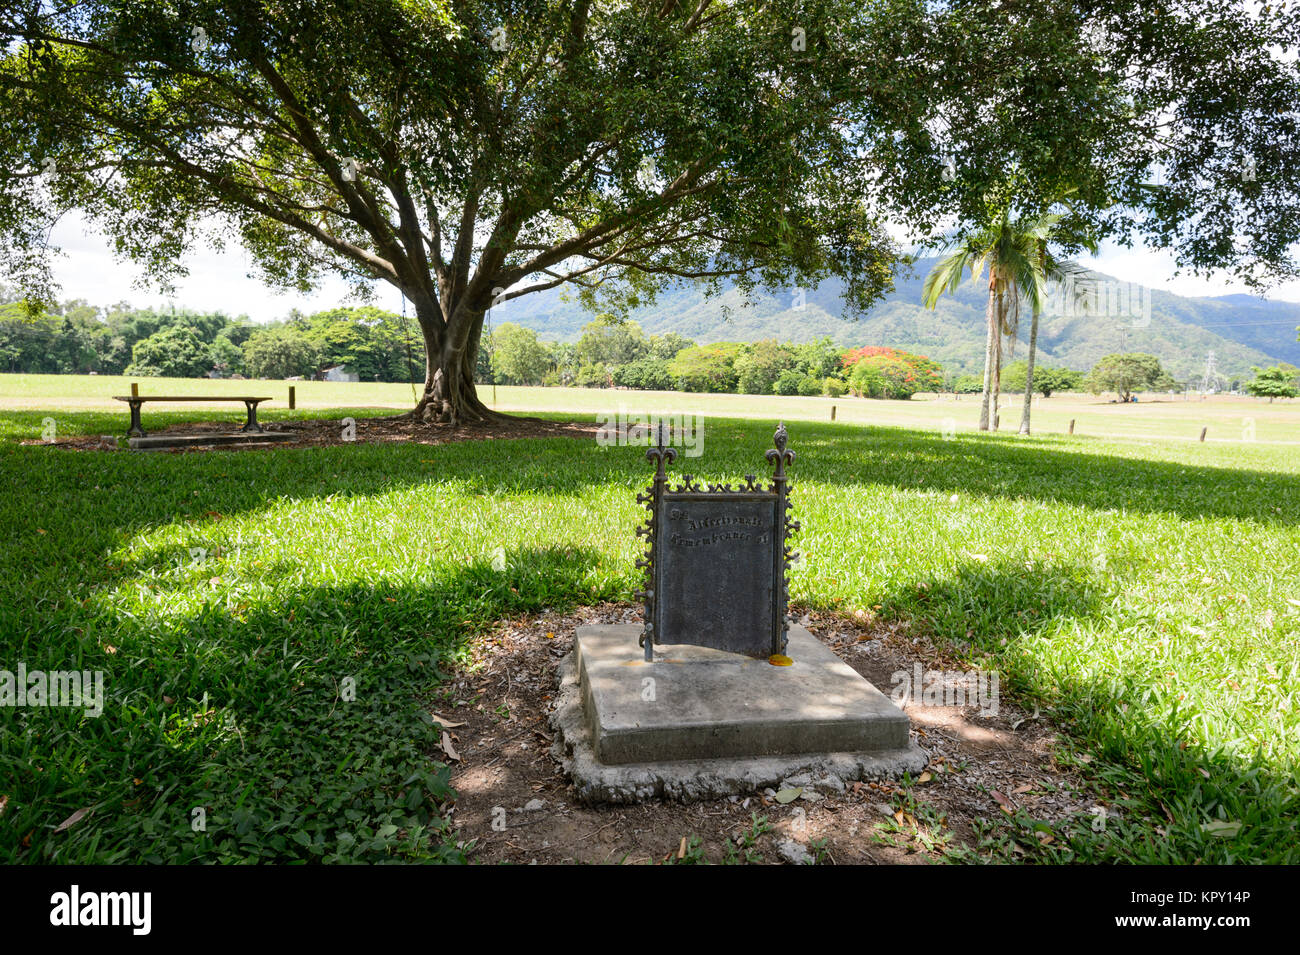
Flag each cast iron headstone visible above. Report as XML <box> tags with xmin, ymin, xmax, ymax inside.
<box><xmin>634</xmin><ymin>423</ymin><xmax>800</xmax><ymax>660</ymax></box>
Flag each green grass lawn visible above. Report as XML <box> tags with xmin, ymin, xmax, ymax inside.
<box><xmin>6</xmin><ymin>372</ymin><xmax>1299</xmax><ymax>444</ymax></box>
<box><xmin>1</xmin><ymin>401</ymin><xmax>1298</xmax><ymax>863</ymax></box>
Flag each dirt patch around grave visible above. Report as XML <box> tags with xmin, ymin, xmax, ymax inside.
<box><xmin>30</xmin><ymin>412</ymin><xmax>601</xmax><ymax>452</ymax></box>
<box><xmin>435</xmin><ymin>602</ymin><xmax>1111</xmax><ymax>864</ymax></box>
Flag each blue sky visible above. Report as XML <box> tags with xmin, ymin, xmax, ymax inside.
<box><xmin>46</xmin><ymin>211</ymin><xmax>1300</xmax><ymax>323</ymax></box>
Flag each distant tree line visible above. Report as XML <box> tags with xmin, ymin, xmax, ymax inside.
<box><xmin>485</xmin><ymin>315</ymin><xmax>959</xmax><ymax>399</ymax></box>
<box><xmin>0</xmin><ymin>291</ymin><xmax>423</xmax><ymax>382</ymax></box>
<box><xmin>4</xmin><ymin>292</ymin><xmax>1296</xmax><ymax>403</ymax></box>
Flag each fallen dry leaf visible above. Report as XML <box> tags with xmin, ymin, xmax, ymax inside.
<box><xmin>1202</xmin><ymin>819</ymin><xmax>1242</xmax><ymax>837</ymax></box>
<box><xmin>431</xmin><ymin>713</ymin><xmax>466</xmax><ymax>729</ymax></box>
<box><xmin>54</xmin><ymin>807</ymin><xmax>92</xmax><ymax>833</ymax></box>
<box><xmin>439</xmin><ymin>731</ymin><xmax>461</xmax><ymax>762</ymax></box>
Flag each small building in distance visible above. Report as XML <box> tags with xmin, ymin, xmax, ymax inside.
<box><xmin>318</xmin><ymin>364</ymin><xmax>360</xmax><ymax>382</ymax></box>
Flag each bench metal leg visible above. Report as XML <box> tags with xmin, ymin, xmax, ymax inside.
<box><xmin>242</xmin><ymin>400</ymin><xmax>264</xmax><ymax>433</ymax></box>
<box><xmin>126</xmin><ymin>400</ymin><xmax>145</xmax><ymax>437</ymax></box>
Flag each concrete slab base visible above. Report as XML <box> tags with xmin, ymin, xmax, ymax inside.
<box><xmin>128</xmin><ymin>431</ymin><xmax>295</xmax><ymax>450</ymax></box>
<box><xmin>550</xmin><ymin>624</ymin><xmax>927</xmax><ymax>805</ymax></box>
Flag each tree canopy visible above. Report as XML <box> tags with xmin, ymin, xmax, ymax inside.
<box><xmin>1246</xmin><ymin>365</ymin><xmax>1300</xmax><ymax>401</ymax></box>
<box><xmin>126</xmin><ymin>323</ymin><xmax>214</xmax><ymax>377</ymax></box>
<box><xmin>489</xmin><ymin>321</ymin><xmax>551</xmax><ymax>384</ymax></box>
<box><xmin>1085</xmin><ymin>353</ymin><xmax>1173</xmax><ymax>401</ymax></box>
<box><xmin>3</xmin><ymin>1</ymin><xmax>1299</xmax><ymax>423</ymax></box>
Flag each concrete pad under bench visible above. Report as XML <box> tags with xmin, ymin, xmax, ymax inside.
<box><xmin>551</xmin><ymin>623</ymin><xmax>926</xmax><ymax>804</ymax></box>
<box><xmin>128</xmin><ymin>431</ymin><xmax>295</xmax><ymax>450</ymax></box>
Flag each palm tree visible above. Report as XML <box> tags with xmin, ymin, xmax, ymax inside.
<box><xmin>923</xmin><ymin>200</ymin><xmax>1091</xmax><ymax>432</ymax></box>
<box><xmin>1016</xmin><ymin>216</ymin><xmax>1095</xmax><ymax>434</ymax></box>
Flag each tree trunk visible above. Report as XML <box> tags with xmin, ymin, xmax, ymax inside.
<box><xmin>1018</xmin><ymin>307</ymin><xmax>1040</xmax><ymax>435</ymax></box>
<box><xmin>410</xmin><ymin>298</ymin><xmax>501</xmax><ymax>426</ymax></box>
<box><xmin>991</xmin><ymin>335</ymin><xmax>1001</xmax><ymax>430</ymax></box>
<box><xmin>979</xmin><ymin>277</ymin><xmax>998</xmax><ymax>431</ymax></box>
<box><xmin>991</xmin><ymin>288</ymin><xmax>1005</xmax><ymax>430</ymax></box>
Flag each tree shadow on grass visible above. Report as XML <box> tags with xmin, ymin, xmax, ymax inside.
<box><xmin>1</xmin><ymin>544</ymin><xmax>609</xmax><ymax>863</ymax></box>
<box><xmin>870</xmin><ymin>558</ymin><xmax>1300</xmax><ymax>863</ymax></box>
<box><xmin>868</xmin><ymin>557</ymin><xmax>1112</xmax><ymax>655</ymax></box>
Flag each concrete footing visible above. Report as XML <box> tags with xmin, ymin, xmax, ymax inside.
<box><xmin>550</xmin><ymin>624</ymin><xmax>927</xmax><ymax>804</ymax></box>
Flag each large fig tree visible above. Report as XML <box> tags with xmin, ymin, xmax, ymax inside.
<box><xmin>2</xmin><ymin>1</ymin><xmax>1298</xmax><ymax>423</ymax></box>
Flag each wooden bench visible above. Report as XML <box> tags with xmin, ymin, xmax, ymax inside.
<box><xmin>113</xmin><ymin>395</ymin><xmax>273</xmax><ymax>437</ymax></box>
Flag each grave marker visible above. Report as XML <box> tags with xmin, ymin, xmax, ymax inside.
<box><xmin>634</xmin><ymin>422</ymin><xmax>799</xmax><ymax>660</ymax></box>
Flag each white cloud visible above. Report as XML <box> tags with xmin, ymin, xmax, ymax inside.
<box><xmin>46</xmin><ymin>212</ymin><xmax>405</xmax><ymax>322</ymax></box>
<box><xmin>1085</xmin><ymin>241</ymin><xmax>1300</xmax><ymax>303</ymax></box>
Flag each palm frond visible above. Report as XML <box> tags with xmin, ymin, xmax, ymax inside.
<box><xmin>921</xmin><ymin>249</ymin><xmax>978</xmax><ymax>309</ymax></box>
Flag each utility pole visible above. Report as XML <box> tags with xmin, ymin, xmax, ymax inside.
<box><xmin>1200</xmin><ymin>350</ymin><xmax>1218</xmax><ymax>394</ymax></box>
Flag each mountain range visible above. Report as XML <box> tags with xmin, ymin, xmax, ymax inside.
<box><xmin>490</xmin><ymin>257</ymin><xmax>1300</xmax><ymax>382</ymax></box>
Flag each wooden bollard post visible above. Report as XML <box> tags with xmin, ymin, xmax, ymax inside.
<box><xmin>289</xmin><ymin>385</ymin><xmax>296</xmax><ymax>410</ymax></box>
<box><xmin>1200</xmin><ymin>426</ymin><xmax>1208</xmax><ymax>442</ymax></box>
<box><xmin>130</xmin><ymin>381</ymin><xmax>139</xmax><ymax>398</ymax></box>
<box><xmin>1068</xmin><ymin>418</ymin><xmax>1075</xmax><ymax>434</ymax></box>
<box><xmin>831</xmin><ymin>405</ymin><xmax>836</xmax><ymax>421</ymax></box>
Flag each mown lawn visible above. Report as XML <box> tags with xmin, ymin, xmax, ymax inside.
<box><xmin>6</xmin><ymin>372</ymin><xmax>1299</xmax><ymax>443</ymax></box>
<box><xmin>1</xmin><ymin>407</ymin><xmax>1297</xmax><ymax>863</ymax></box>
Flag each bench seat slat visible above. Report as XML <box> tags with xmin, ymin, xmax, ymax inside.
<box><xmin>113</xmin><ymin>396</ymin><xmax>273</xmax><ymax>402</ymax></box>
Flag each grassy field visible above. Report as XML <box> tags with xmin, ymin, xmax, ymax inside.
<box><xmin>4</xmin><ymin>372</ymin><xmax>1299</xmax><ymax>445</ymax></box>
<box><xmin>2</xmin><ymin>377</ymin><xmax>1299</xmax><ymax>863</ymax></box>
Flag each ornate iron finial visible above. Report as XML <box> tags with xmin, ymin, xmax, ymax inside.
<box><xmin>766</xmin><ymin>421</ymin><xmax>795</xmax><ymax>481</ymax></box>
<box><xmin>646</xmin><ymin>421</ymin><xmax>677</xmax><ymax>479</ymax></box>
